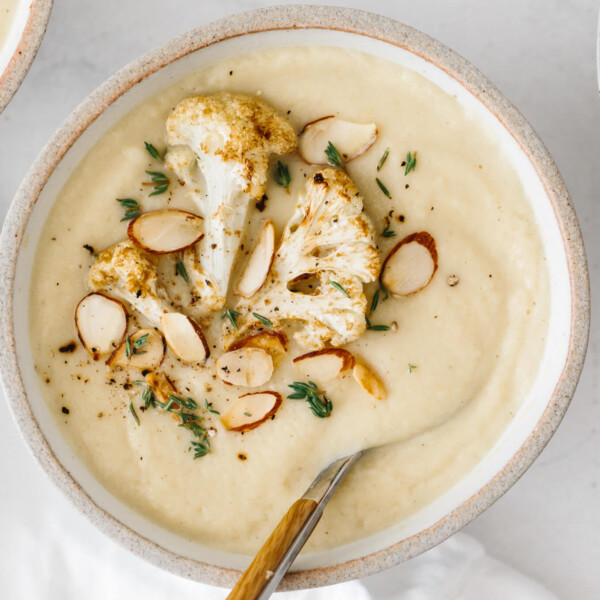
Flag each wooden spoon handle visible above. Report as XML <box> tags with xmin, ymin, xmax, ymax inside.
<box><xmin>226</xmin><ymin>498</ymin><xmax>318</xmax><ymax>600</ymax></box>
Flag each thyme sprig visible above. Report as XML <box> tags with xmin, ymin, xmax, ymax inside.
<box><xmin>366</xmin><ymin>316</ymin><xmax>391</xmax><ymax>331</ymax></box>
<box><xmin>222</xmin><ymin>308</ymin><xmax>241</xmax><ymax>330</ymax></box>
<box><xmin>145</xmin><ymin>170</ymin><xmax>170</xmax><ymax>196</ymax></box>
<box><xmin>136</xmin><ymin>381</ymin><xmax>210</xmax><ymax>459</ymax></box>
<box><xmin>275</xmin><ymin>161</ymin><xmax>291</xmax><ymax>188</ymax></box>
<box><xmin>205</xmin><ymin>400</ymin><xmax>220</xmax><ymax>415</ymax></box>
<box><xmin>125</xmin><ymin>333</ymin><xmax>148</xmax><ymax>359</ymax></box>
<box><xmin>129</xmin><ymin>400</ymin><xmax>140</xmax><ymax>426</ymax></box>
<box><xmin>144</xmin><ymin>141</ymin><xmax>162</xmax><ymax>161</ymax></box>
<box><xmin>382</xmin><ymin>222</ymin><xmax>396</xmax><ymax>238</ymax></box>
<box><xmin>404</xmin><ymin>151</ymin><xmax>417</xmax><ymax>175</ymax></box>
<box><xmin>408</xmin><ymin>363</ymin><xmax>418</xmax><ymax>373</ymax></box>
<box><xmin>376</xmin><ymin>177</ymin><xmax>392</xmax><ymax>199</ymax></box>
<box><xmin>325</xmin><ymin>141</ymin><xmax>344</xmax><ymax>168</ymax></box>
<box><xmin>329</xmin><ymin>280</ymin><xmax>349</xmax><ymax>297</ymax></box>
<box><xmin>288</xmin><ymin>381</ymin><xmax>332</xmax><ymax>418</ymax></box>
<box><xmin>252</xmin><ymin>312</ymin><xmax>273</xmax><ymax>327</ymax></box>
<box><xmin>117</xmin><ymin>198</ymin><xmax>141</xmax><ymax>222</ymax></box>
<box><xmin>176</xmin><ymin>258</ymin><xmax>189</xmax><ymax>284</ymax></box>
<box><xmin>377</xmin><ymin>147</ymin><xmax>390</xmax><ymax>171</ymax></box>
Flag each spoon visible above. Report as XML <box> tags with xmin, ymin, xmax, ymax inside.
<box><xmin>226</xmin><ymin>450</ymin><xmax>365</xmax><ymax>600</ymax></box>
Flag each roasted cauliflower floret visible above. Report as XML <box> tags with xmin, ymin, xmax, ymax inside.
<box><xmin>227</xmin><ymin>168</ymin><xmax>380</xmax><ymax>349</ymax></box>
<box><xmin>165</xmin><ymin>92</ymin><xmax>297</xmax><ymax>313</ymax></box>
<box><xmin>87</xmin><ymin>239</ymin><xmax>172</xmax><ymax>327</ymax></box>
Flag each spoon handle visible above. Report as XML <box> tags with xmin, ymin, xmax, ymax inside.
<box><xmin>226</xmin><ymin>452</ymin><xmax>363</xmax><ymax>600</ymax></box>
<box><xmin>226</xmin><ymin>498</ymin><xmax>318</xmax><ymax>600</ymax></box>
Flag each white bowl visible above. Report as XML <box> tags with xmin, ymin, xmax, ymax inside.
<box><xmin>0</xmin><ymin>6</ymin><xmax>589</xmax><ymax>590</ymax></box>
<box><xmin>0</xmin><ymin>0</ymin><xmax>53</xmax><ymax>114</ymax></box>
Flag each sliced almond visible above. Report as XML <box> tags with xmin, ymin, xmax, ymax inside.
<box><xmin>234</xmin><ymin>220</ymin><xmax>275</xmax><ymax>298</ymax></box>
<box><xmin>228</xmin><ymin>330</ymin><xmax>287</xmax><ymax>364</ymax></box>
<box><xmin>107</xmin><ymin>328</ymin><xmax>165</xmax><ymax>370</ymax></box>
<box><xmin>75</xmin><ymin>293</ymin><xmax>127</xmax><ymax>360</ymax></box>
<box><xmin>293</xmin><ymin>348</ymin><xmax>354</xmax><ymax>382</ymax></box>
<box><xmin>127</xmin><ymin>209</ymin><xmax>204</xmax><ymax>254</ymax></box>
<box><xmin>353</xmin><ymin>360</ymin><xmax>386</xmax><ymax>400</ymax></box>
<box><xmin>161</xmin><ymin>313</ymin><xmax>209</xmax><ymax>363</ymax></box>
<box><xmin>221</xmin><ymin>391</ymin><xmax>282</xmax><ymax>432</ymax></box>
<box><xmin>145</xmin><ymin>371</ymin><xmax>177</xmax><ymax>405</ymax></box>
<box><xmin>216</xmin><ymin>347</ymin><xmax>273</xmax><ymax>387</ymax></box>
<box><xmin>381</xmin><ymin>232</ymin><xmax>438</xmax><ymax>296</ymax></box>
<box><xmin>298</xmin><ymin>116</ymin><xmax>378</xmax><ymax>164</ymax></box>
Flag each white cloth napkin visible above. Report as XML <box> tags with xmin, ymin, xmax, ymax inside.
<box><xmin>0</xmin><ymin>399</ymin><xmax>555</xmax><ymax>599</ymax></box>
<box><xmin>0</xmin><ymin>468</ymin><xmax>556</xmax><ymax>600</ymax></box>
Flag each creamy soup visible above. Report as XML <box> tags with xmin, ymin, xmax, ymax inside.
<box><xmin>30</xmin><ymin>46</ymin><xmax>549</xmax><ymax>555</ymax></box>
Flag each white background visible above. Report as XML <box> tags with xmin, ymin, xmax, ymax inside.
<box><xmin>0</xmin><ymin>0</ymin><xmax>598</xmax><ymax>598</ymax></box>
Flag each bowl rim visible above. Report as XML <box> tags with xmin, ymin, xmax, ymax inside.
<box><xmin>0</xmin><ymin>4</ymin><xmax>590</xmax><ymax>591</ymax></box>
<box><xmin>0</xmin><ymin>0</ymin><xmax>53</xmax><ymax>115</ymax></box>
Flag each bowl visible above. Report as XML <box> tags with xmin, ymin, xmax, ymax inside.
<box><xmin>0</xmin><ymin>0</ymin><xmax>53</xmax><ymax>114</ymax></box>
<box><xmin>0</xmin><ymin>5</ymin><xmax>589</xmax><ymax>590</ymax></box>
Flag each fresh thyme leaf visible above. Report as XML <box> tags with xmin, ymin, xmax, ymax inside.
<box><xmin>117</xmin><ymin>198</ymin><xmax>139</xmax><ymax>208</ymax></box>
<box><xmin>117</xmin><ymin>198</ymin><xmax>141</xmax><ymax>222</ymax></box>
<box><xmin>144</xmin><ymin>141</ymin><xmax>161</xmax><ymax>161</ymax></box>
<box><xmin>205</xmin><ymin>400</ymin><xmax>220</xmax><ymax>415</ymax></box>
<box><xmin>274</xmin><ymin>161</ymin><xmax>291</xmax><ymax>188</ymax></box>
<box><xmin>365</xmin><ymin>316</ymin><xmax>391</xmax><ymax>331</ymax></box>
<box><xmin>222</xmin><ymin>308</ymin><xmax>241</xmax><ymax>330</ymax></box>
<box><xmin>163</xmin><ymin>395</ymin><xmax>178</xmax><ymax>412</ymax></box>
<box><xmin>252</xmin><ymin>312</ymin><xmax>273</xmax><ymax>327</ymax></box>
<box><xmin>142</xmin><ymin>386</ymin><xmax>155</xmax><ymax>409</ymax></box>
<box><xmin>133</xmin><ymin>333</ymin><xmax>149</xmax><ymax>354</ymax></box>
<box><xmin>325</xmin><ymin>141</ymin><xmax>344</xmax><ymax>168</ymax></box>
<box><xmin>404</xmin><ymin>151</ymin><xmax>417</xmax><ymax>175</ymax></box>
<box><xmin>287</xmin><ymin>382</ymin><xmax>332</xmax><ymax>418</ymax></box>
<box><xmin>376</xmin><ymin>177</ymin><xmax>392</xmax><ymax>199</ymax></box>
<box><xmin>370</xmin><ymin>287</ymin><xmax>380</xmax><ymax>314</ymax></box>
<box><xmin>129</xmin><ymin>401</ymin><xmax>140</xmax><ymax>426</ymax></box>
<box><xmin>408</xmin><ymin>363</ymin><xmax>417</xmax><ymax>373</ymax></box>
<box><xmin>380</xmin><ymin>283</ymin><xmax>390</xmax><ymax>302</ymax></box>
<box><xmin>125</xmin><ymin>335</ymin><xmax>132</xmax><ymax>359</ymax></box>
<box><xmin>382</xmin><ymin>222</ymin><xmax>396</xmax><ymax>238</ymax></box>
<box><xmin>329</xmin><ymin>280</ymin><xmax>349</xmax><ymax>297</ymax></box>
<box><xmin>243</xmin><ymin>412</ymin><xmax>252</xmax><ymax>417</ymax></box>
<box><xmin>377</xmin><ymin>147</ymin><xmax>390</xmax><ymax>171</ymax></box>
<box><xmin>178</xmin><ymin>396</ymin><xmax>198</xmax><ymax>411</ymax></box>
<box><xmin>145</xmin><ymin>170</ymin><xmax>170</xmax><ymax>196</ymax></box>
<box><xmin>176</xmin><ymin>259</ymin><xmax>189</xmax><ymax>284</ymax></box>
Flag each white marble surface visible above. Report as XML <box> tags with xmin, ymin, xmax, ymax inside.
<box><xmin>0</xmin><ymin>0</ymin><xmax>598</xmax><ymax>598</ymax></box>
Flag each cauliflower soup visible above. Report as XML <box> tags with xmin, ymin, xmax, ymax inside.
<box><xmin>29</xmin><ymin>46</ymin><xmax>549</xmax><ymax>555</ymax></box>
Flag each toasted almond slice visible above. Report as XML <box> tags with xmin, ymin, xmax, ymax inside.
<box><xmin>127</xmin><ymin>209</ymin><xmax>204</xmax><ymax>254</ymax></box>
<box><xmin>221</xmin><ymin>391</ymin><xmax>282</xmax><ymax>432</ymax></box>
<box><xmin>161</xmin><ymin>313</ymin><xmax>209</xmax><ymax>364</ymax></box>
<box><xmin>107</xmin><ymin>328</ymin><xmax>165</xmax><ymax>370</ymax></box>
<box><xmin>216</xmin><ymin>347</ymin><xmax>274</xmax><ymax>387</ymax></box>
<box><xmin>381</xmin><ymin>232</ymin><xmax>438</xmax><ymax>296</ymax></box>
<box><xmin>234</xmin><ymin>220</ymin><xmax>275</xmax><ymax>298</ymax></box>
<box><xmin>228</xmin><ymin>330</ymin><xmax>287</xmax><ymax>364</ymax></box>
<box><xmin>145</xmin><ymin>371</ymin><xmax>177</xmax><ymax>405</ymax></box>
<box><xmin>75</xmin><ymin>293</ymin><xmax>127</xmax><ymax>360</ymax></box>
<box><xmin>352</xmin><ymin>361</ymin><xmax>386</xmax><ymax>400</ymax></box>
<box><xmin>293</xmin><ymin>348</ymin><xmax>354</xmax><ymax>382</ymax></box>
<box><xmin>298</xmin><ymin>116</ymin><xmax>378</xmax><ymax>164</ymax></box>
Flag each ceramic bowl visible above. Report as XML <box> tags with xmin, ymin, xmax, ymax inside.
<box><xmin>0</xmin><ymin>0</ymin><xmax>53</xmax><ymax>114</ymax></box>
<box><xmin>0</xmin><ymin>6</ymin><xmax>589</xmax><ymax>590</ymax></box>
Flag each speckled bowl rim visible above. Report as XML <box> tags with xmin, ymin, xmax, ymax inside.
<box><xmin>0</xmin><ymin>5</ymin><xmax>590</xmax><ymax>591</ymax></box>
<box><xmin>0</xmin><ymin>0</ymin><xmax>53</xmax><ymax>114</ymax></box>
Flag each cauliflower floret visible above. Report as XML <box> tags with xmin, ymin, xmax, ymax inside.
<box><xmin>165</xmin><ymin>92</ymin><xmax>297</xmax><ymax>313</ymax></box>
<box><xmin>87</xmin><ymin>239</ymin><xmax>172</xmax><ymax>327</ymax></box>
<box><xmin>227</xmin><ymin>168</ymin><xmax>380</xmax><ymax>349</ymax></box>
